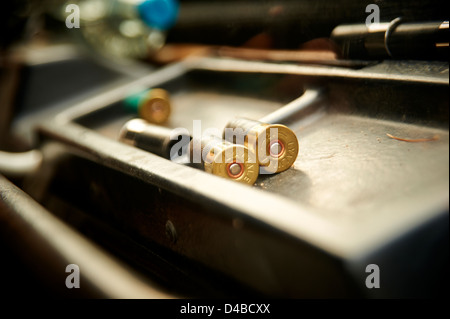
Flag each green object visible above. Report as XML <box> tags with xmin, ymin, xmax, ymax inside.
<box><xmin>124</xmin><ymin>90</ymin><xmax>150</xmax><ymax>113</ymax></box>
<box><xmin>123</xmin><ymin>88</ymin><xmax>171</xmax><ymax>124</ymax></box>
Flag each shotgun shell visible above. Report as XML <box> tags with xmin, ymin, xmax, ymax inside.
<box><xmin>124</xmin><ymin>88</ymin><xmax>171</xmax><ymax>124</ymax></box>
<box><xmin>119</xmin><ymin>119</ymin><xmax>190</xmax><ymax>161</ymax></box>
<box><xmin>190</xmin><ymin>135</ymin><xmax>259</xmax><ymax>185</ymax></box>
<box><xmin>223</xmin><ymin>118</ymin><xmax>299</xmax><ymax>173</ymax></box>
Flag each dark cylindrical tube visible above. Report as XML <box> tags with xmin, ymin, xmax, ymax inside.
<box><xmin>331</xmin><ymin>20</ymin><xmax>449</xmax><ymax>60</ymax></box>
<box><xmin>119</xmin><ymin>119</ymin><xmax>190</xmax><ymax>160</ymax></box>
<box><xmin>168</xmin><ymin>0</ymin><xmax>448</xmax><ymax>49</ymax></box>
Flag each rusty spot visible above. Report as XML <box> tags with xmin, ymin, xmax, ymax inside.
<box><xmin>386</xmin><ymin>133</ymin><xmax>440</xmax><ymax>143</ymax></box>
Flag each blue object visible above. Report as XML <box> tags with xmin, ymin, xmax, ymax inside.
<box><xmin>137</xmin><ymin>0</ymin><xmax>179</xmax><ymax>30</ymax></box>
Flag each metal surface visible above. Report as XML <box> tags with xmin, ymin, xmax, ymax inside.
<box><xmin>4</xmin><ymin>56</ymin><xmax>447</xmax><ymax>297</ymax></box>
<box><xmin>259</xmin><ymin>88</ymin><xmax>325</xmax><ymax>125</ymax></box>
<box><xmin>39</xmin><ymin>58</ymin><xmax>449</xmax><ymax>253</ymax></box>
<box><xmin>194</xmin><ymin>57</ymin><xmax>449</xmax><ymax>85</ymax></box>
<box><xmin>20</xmin><ymin>56</ymin><xmax>446</xmax><ymax>297</ymax></box>
<box><xmin>0</xmin><ymin>150</ymin><xmax>43</xmax><ymax>177</ymax></box>
<box><xmin>0</xmin><ymin>174</ymin><xmax>175</xmax><ymax>299</ymax></box>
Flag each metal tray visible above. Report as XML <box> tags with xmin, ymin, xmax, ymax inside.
<box><xmin>24</xmin><ymin>57</ymin><xmax>448</xmax><ymax>298</ymax></box>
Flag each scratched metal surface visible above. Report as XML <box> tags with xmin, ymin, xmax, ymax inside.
<box><xmin>256</xmin><ymin>114</ymin><xmax>449</xmax><ymax>222</ymax></box>
<box><xmin>89</xmin><ymin>68</ymin><xmax>449</xmax><ymax>228</ymax></box>
<box><xmin>29</xmin><ymin>61</ymin><xmax>448</xmax><ymax>298</ymax></box>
